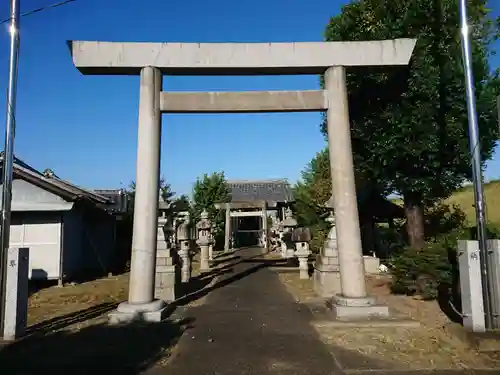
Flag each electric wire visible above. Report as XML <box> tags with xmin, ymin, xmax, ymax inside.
<box><xmin>0</xmin><ymin>0</ymin><xmax>81</xmax><ymax>25</ymax></box>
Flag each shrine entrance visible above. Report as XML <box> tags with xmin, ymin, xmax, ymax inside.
<box><xmin>214</xmin><ymin>179</ymin><xmax>293</xmax><ymax>250</ymax></box>
<box><xmin>68</xmin><ymin>38</ymin><xmax>416</xmax><ymax>322</ymax></box>
<box><xmin>234</xmin><ymin>216</ymin><xmax>260</xmax><ymax>247</ymax></box>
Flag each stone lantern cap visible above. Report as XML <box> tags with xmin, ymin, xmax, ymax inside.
<box><xmin>281</xmin><ymin>207</ymin><xmax>297</xmax><ymax>227</ymax></box>
<box><xmin>196</xmin><ymin>209</ymin><xmax>212</xmax><ymax>230</ymax></box>
<box><xmin>291</xmin><ymin>227</ymin><xmax>312</xmax><ymax>243</ymax></box>
<box><xmin>323</xmin><ymin>195</ymin><xmax>336</xmax><ymax>225</ymax></box>
<box><xmin>177</xmin><ymin>216</ymin><xmax>192</xmax><ymax>241</ymax></box>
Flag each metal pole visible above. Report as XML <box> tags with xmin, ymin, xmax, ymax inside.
<box><xmin>458</xmin><ymin>0</ymin><xmax>494</xmax><ymax>329</ymax></box>
<box><xmin>0</xmin><ymin>0</ymin><xmax>21</xmax><ymax>338</ymax></box>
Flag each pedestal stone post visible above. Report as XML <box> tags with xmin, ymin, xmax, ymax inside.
<box><xmin>197</xmin><ymin>210</ymin><xmax>213</xmax><ymax>272</ymax></box>
<box><xmin>261</xmin><ymin>205</ymin><xmax>268</xmax><ymax>253</ymax></box>
<box><xmin>281</xmin><ymin>208</ymin><xmax>297</xmax><ymax>259</ymax></box>
<box><xmin>178</xmin><ymin>240</ymin><xmax>192</xmax><ymax>283</ymax></box>
<box><xmin>200</xmin><ymin>242</ymin><xmax>210</xmax><ymax>271</ymax></box>
<box><xmin>2</xmin><ymin>247</ymin><xmax>29</xmax><ymax>341</ymax></box>
<box><xmin>109</xmin><ymin>66</ymin><xmax>166</xmax><ymax>324</ymax></box>
<box><xmin>325</xmin><ymin>66</ymin><xmax>388</xmax><ymax>319</ymax></box>
<box><xmin>208</xmin><ymin>230</ymin><xmax>214</xmax><ymax>261</ymax></box>
<box><xmin>279</xmin><ymin>231</ymin><xmax>287</xmax><ymax>258</ymax></box>
<box><xmin>177</xmin><ymin>216</ymin><xmax>193</xmax><ymax>283</ymax></box>
<box><xmin>224</xmin><ymin>205</ymin><xmax>231</xmax><ymax>252</ymax></box>
<box><xmin>292</xmin><ymin>228</ymin><xmax>312</xmax><ymax>280</ymax></box>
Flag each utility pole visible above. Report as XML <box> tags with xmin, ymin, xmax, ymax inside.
<box><xmin>0</xmin><ymin>0</ymin><xmax>21</xmax><ymax>338</ymax></box>
<box><xmin>458</xmin><ymin>0</ymin><xmax>494</xmax><ymax>329</ymax></box>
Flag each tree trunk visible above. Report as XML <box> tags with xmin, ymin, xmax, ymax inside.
<box><xmin>403</xmin><ymin>193</ymin><xmax>425</xmax><ymax>249</ymax></box>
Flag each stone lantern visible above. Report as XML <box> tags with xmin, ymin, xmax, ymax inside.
<box><xmin>177</xmin><ymin>215</ymin><xmax>193</xmax><ymax>283</ymax></box>
<box><xmin>196</xmin><ymin>210</ymin><xmax>214</xmax><ymax>272</ymax></box>
<box><xmin>280</xmin><ymin>207</ymin><xmax>297</xmax><ymax>259</ymax></box>
<box><xmin>157</xmin><ymin>192</ymin><xmax>175</xmax><ymax>252</ymax></box>
<box><xmin>162</xmin><ymin>214</ymin><xmax>175</xmax><ymax>247</ymax></box>
<box><xmin>292</xmin><ymin>227</ymin><xmax>312</xmax><ymax>279</ymax></box>
<box><xmin>321</xmin><ymin>195</ymin><xmax>338</xmax><ymax>258</ymax></box>
<box><xmin>324</xmin><ymin>210</ymin><xmax>337</xmax><ymax>252</ymax></box>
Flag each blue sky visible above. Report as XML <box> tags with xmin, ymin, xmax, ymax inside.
<box><xmin>0</xmin><ymin>0</ymin><xmax>498</xmax><ymax>197</ymax></box>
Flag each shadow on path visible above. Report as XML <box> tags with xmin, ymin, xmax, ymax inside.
<box><xmin>173</xmin><ymin>248</ymin><xmax>273</xmax><ymax>307</ymax></box>
<box><xmin>163</xmin><ymin>247</ymin><xmax>341</xmax><ymax>375</ymax></box>
<box><xmin>173</xmin><ymin>262</ymin><xmax>266</xmax><ymax>307</ymax></box>
<box><xmin>0</xmin><ymin>316</ymin><xmax>194</xmax><ymax>375</ymax></box>
<box><xmin>25</xmin><ymin>302</ymin><xmax>119</xmax><ymax>336</ymax></box>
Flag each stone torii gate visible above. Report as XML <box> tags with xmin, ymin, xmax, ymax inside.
<box><xmin>68</xmin><ymin>38</ymin><xmax>416</xmax><ymax>323</ymax></box>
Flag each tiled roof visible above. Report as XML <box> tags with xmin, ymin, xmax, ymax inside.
<box><xmin>0</xmin><ymin>153</ymin><xmax>112</xmax><ymax>207</ymax></box>
<box><xmin>227</xmin><ymin>179</ymin><xmax>294</xmax><ymax>203</ymax></box>
<box><xmin>93</xmin><ymin>189</ymin><xmax>128</xmax><ymax>214</ymax></box>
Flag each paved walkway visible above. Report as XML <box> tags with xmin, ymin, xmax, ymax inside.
<box><xmin>157</xmin><ymin>247</ymin><xmax>340</xmax><ymax>375</ymax></box>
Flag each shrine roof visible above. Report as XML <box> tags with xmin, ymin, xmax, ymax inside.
<box><xmin>227</xmin><ymin>179</ymin><xmax>294</xmax><ymax>204</ymax></box>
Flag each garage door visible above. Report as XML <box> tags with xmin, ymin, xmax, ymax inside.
<box><xmin>9</xmin><ymin>215</ymin><xmax>62</xmax><ymax>280</ymax></box>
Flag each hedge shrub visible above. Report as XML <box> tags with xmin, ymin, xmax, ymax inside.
<box><xmin>389</xmin><ymin>203</ymin><xmax>500</xmax><ymax>300</ymax></box>
<box><xmin>390</xmin><ymin>224</ymin><xmax>500</xmax><ymax>299</ymax></box>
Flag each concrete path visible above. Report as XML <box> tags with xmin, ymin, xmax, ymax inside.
<box><xmin>154</xmin><ymin>247</ymin><xmax>340</xmax><ymax>375</ymax></box>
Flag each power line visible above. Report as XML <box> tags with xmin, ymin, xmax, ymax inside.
<box><xmin>1</xmin><ymin>0</ymin><xmax>80</xmax><ymax>25</ymax></box>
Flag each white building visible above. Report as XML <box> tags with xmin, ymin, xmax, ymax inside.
<box><xmin>0</xmin><ymin>154</ymin><xmax>126</xmax><ymax>284</ymax></box>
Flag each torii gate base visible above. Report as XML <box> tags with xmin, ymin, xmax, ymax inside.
<box><xmin>69</xmin><ymin>38</ymin><xmax>416</xmax><ymax>323</ymax></box>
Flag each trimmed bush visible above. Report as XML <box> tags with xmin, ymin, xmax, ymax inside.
<box><xmin>389</xmin><ymin>238</ymin><xmax>455</xmax><ymax>299</ymax></box>
<box><xmin>390</xmin><ymin>223</ymin><xmax>500</xmax><ymax>299</ymax></box>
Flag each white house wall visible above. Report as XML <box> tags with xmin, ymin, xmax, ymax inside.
<box><xmin>0</xmin><ymin>177</ymin><xmax>116</xmax><ymax>281</ymax></box>
<box><xmin>0</xmin><ymin>178</ymin><xmax>73</xmax><ymax>211</ymax></box>
<box><xmin>10</xmin><ymin>212</ymin><xmax>62</xmax><ymax>280</ymax></box>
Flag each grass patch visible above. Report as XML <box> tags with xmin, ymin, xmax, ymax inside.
<box><xmin>390</xmin><ymin>179</ymin><xmax>500</xmax><ymax>227</ymax></box>
<box><xmin>446</xmin><ymin>180</ymin><xmax>500</xmax><ymax>227</ymax></box>
<box><xmin>276</xmin><ymin>272</ymin><xmax>500</xmax><ymax>370</ymax></box>
<box><xmin>28</xmin><ymin>274</ymin><xmax>129</xmax><ymax>330</ymax></box>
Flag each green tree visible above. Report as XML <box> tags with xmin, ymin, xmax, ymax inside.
<box><xmin>294</xmin><ymin>149</ymin><xmax>331</xmax><ymax>227</ymax></box>
<box><xmin>126</xmin><ymin>178</ymin><xmax>175</xmax><ymax>216</ymax></box>
<box><xmin>191</xmin><ymin>172</ymin><xmax>231</xmax><ymax>248</ymax></box>
<box><xmin>323</xmin><ymin>0</ymin><xmax>500</xmax><ymax>248</ymax></box>
<box><xmin>293</xmin><ymin>147</ymin><xmax>387</xmax><ymax>252</ymax></box>
<box><xmin>293</xmin><ymin>149</ymin><xmax>332</xmax><ymax>253</ymax></box>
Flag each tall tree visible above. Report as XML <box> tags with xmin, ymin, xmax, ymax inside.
<box><xmin>293</xmin><ymin>149</ymin><xmax>332</xmax><ymax>253</ymax></box>
<box><xmin>293</xmin><ymin>147</ymin><xmax>388</xmax><ymax>252</ymax></box>
<box><xmin>191</xmin><ymin>172</ymin><xmax>231</xmax><ymax>248</ymax></box>
<box><xmin>294</xmin><ymin>148</ymin><xmax>331</xmax><ymax>227</ymax></box>
<box><xmin>126</xmin><ymin>177</ymin><xmax>175</xmax><ymax>216</ymax></box>
<box><xmin>323</xmin><ymin>0</ymin><xmax>500</xmax><ymax>248</ymax></box>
